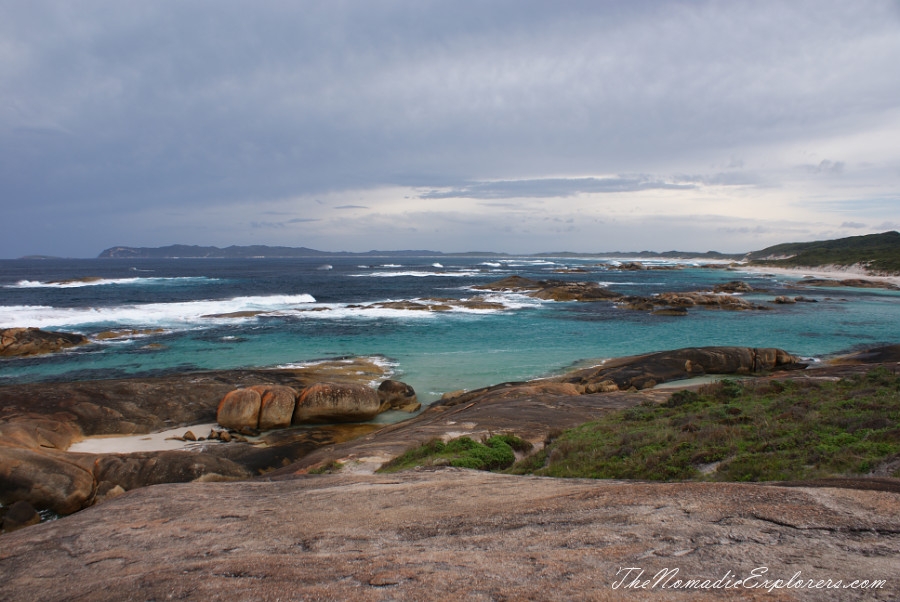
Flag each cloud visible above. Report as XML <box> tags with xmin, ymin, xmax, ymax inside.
<box><xmin>875</xmin><ymin>221</ymin><xmax>900</xmax><ymax>231</ymax></box>
<box><xmin>1</xmin><ymin>1</ymin><xmax>900</xmax><ymax>256</ymax></box>
<box><xmin>840</xmin><ymin>221</ymin><xmax>867</xmax><ymax>229</ymax></box>
<box><xmin>803</xmin><ymin>160</ymin><xmax>846</xmax><ymax>175</ymax></box>
<box><xmin>420</xmin><ymin>176</ymin><xmax>697</xmax><ymax>200</ymax></box>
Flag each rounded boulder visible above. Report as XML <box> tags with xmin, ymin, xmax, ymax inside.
<box><xmin>377</xmin><ymin>380</ymin><xmax>420</xmax><ymax>412</ymax></box>
<box><xmin>217</xmin><ymin>388</ymin><xmax>262</xmax><ymax>430</ymax></box>
<box><xmin>293</xmin><ymin>383</ymin><xmax>382</xmax><ymax>424</ymax></box>
<box><xmin>250</xmin><ymin>385</ymin><xmax>298</xmax><ymax>430</ymax></box>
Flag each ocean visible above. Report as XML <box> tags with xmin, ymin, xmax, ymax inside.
<box><xmin>2</xmin><ymin>256</ymin><xmax>899</xmax><ymax>411</ymax></box>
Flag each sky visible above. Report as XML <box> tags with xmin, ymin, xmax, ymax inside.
<box><xmin>2</xmin><ymin>1</ymin><xmax>900</xmax><ymax>258</ymax></box>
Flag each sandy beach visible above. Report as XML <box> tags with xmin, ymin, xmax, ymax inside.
<box><xmin>736</xmin><ymin>263</ymin><xmax>900</xmax><ymax>287</ymax></box>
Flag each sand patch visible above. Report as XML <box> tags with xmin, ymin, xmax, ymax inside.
<box><xmin>67</xmin><ymin>423</ymin><xmax>223</xmax><ymax>454</ymax></box>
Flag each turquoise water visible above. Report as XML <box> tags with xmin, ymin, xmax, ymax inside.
<box><xmin>1</xmin><ymin>257</ymin><xmax>899</xmax><ymax>404</ymax></box>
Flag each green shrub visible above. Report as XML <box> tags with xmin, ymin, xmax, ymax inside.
<box><xmin>378</xmin><ymin>433</ymin><xmax>530</xmax><ymax>473</ymax></box>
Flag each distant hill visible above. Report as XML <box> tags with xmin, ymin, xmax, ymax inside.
<box><xmin>747</xmin><ymin>231</ymin><xmax>900</xmax><ymax>274</ymax></box>
<box><xmin>97</xmin><ymin>245</ymin><xmax>457</xmax><ymax>259</ymax></box>
<box><xmin>98</xmin><ymin>245</ymin><xmax>742</xmax><ymax>260</ymax></box>
<box><xmin>97</xmin><ymin>233</ymin><xmax>900</xmax><ymax>272</ymax></box>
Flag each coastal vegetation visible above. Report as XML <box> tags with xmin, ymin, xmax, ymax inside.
<box><xmin>509</xmin><ymin>368</ymin><xmax>900</xmax><ymax>481</ymax></box>
<box><xmin>747</xmin><ymin>230</ymin><xmax>900</xmax><ymax>273</ymax></box>
<box><xmin>376</xmin><ymin>368</ymin><xmax>900</xmax><ymax>481</ymax></box>
<box><xmin>377</xmin><ymin>433</ymin><xmax>532</xmax><ymax>472</ymax></box>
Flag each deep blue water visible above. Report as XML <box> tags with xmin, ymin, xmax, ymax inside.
<box><xmin>2</xmin><ymin>256</ymin><xmax>899</xmax><ymax>405</ymax></box>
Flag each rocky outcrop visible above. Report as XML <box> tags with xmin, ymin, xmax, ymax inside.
<box><xmin>1</xmin><ymin>470</ymin><xmax>897</xmax><ymax>601</ymax></box>
<box><xmin>0</xmin><ymin>446</ymin><xmax>95</xmax><ymax>514</ymax></box>
<box><xmin>474</xmin><ymin>276</ymin><xmax>622</xmax><ymax>302</ymax></box>
<box><xmin>0</xmin><ymin>361</ymin><xmax>391</xmax><ymax>516</ymax></box>
<box><xmin>620</xmin><ymin>290</ymin><xmax>769</xmax><ymax>313</ymax></box>
<box><xmin>0</xmin><ymin>327</ymin><xmax>88</xmax><ymax>357</ymax></box>
<box><xmin>293</xmin><ymin>382</ymin><xmax>382</xmax><ymax>423</ymax></box>
<box><xmin>557</xmin><ymin>346</ymin><xmax>805</xmax><ymax>391</ymax></box>
<box><xmin>713</xmin><ymin>280</ymin><xmax>754</xmax><ymax>293</ymax></box>
<box><xmin>216</xmin><ymin>381</ymin><xmax>412</xmax><ymax>428</ymax></box>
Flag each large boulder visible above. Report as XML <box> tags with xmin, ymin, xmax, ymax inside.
<box><xmin>293</xmin><ymin>383</ymin><xmax>383</xmax><ymax>424</ymax></box>
<box><xmin>0</xmin><ymin>447</ymin><xmax>95</xmax><ymax>515</ymax></box>
<box><xmin>377</xmin><ymin>380</ymin><xmax>421</xmax><ymax>412</ymax></box>
<box><xmin>217</xmin><ymin>389</ymin><xmax>262</xmax><ymax>430</ymax></box>
<box><xmin>91</xmin><ymin>452</ymin><xmax>250</xmax><ymax>493</ymax></box>
<box><xmin>0</xmin><ymin>328</ymin><xmax>88</xmax><ymax>357</ymax></box>
<box><xmin>252</xmin><ymin>385</ymin><xmax>298</xmax><ymax>430</ymax></box>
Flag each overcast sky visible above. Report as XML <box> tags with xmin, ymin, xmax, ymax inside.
<box><xmin>2</xmin><ymin>1</ymin><xmax>900</xmax><ymax>257</ymax></box>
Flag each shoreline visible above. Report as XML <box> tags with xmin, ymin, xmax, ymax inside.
<box><xmin>736</xmin><ymin>263</ymin><xmax>900</xmax><ymax>287</ymax></box>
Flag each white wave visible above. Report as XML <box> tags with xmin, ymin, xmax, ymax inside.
<box><xmin>432</xmin><ymin>262</ymin><xmax>444</xmax><ymax>268</ymax></box>
<box><xmin>287</xmin><ymin>293</ymin><xmax>538</xmax><ymax>320</ymax></box>
<box><xmin>0</xmin><ymin>294</ymin><xmax>316</xmax><ymax>329</ymax></box>
<box><xmin>6</xmin><ymin>276</ymin><xmax>219</xmax><ymax>289</ymax></box>
<box><xmin>479</xmin><ymin>262</ymin><xmax>502</xmax><ymax>268</ymax></box>
<box><xmin>500</xmin><ymin>259</ymin><xmax>558</xmax><ymax>266</ymax></box>
<box><xmin>290</xmin><ymin>303</ymin><xmax>439</xmax><ymax>320</ymax></box>
<box><xmin>476</xmin><ymin>292</ymin><xmax>545</xmax><ymax>310</ymax></box>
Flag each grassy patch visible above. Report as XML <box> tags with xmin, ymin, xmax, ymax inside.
<box><xmin>509</xmin><ymin>368</ymin><xmax>900</xmax><ymax>482</ymax></box>
<box><xmin>377</xmin><ymin>433</ymin><xmax>533</xmax><ymax>473</ymax></box>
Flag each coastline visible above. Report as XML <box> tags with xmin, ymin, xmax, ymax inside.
<box><xmin>736</xmin><ymin>263</ymin><xmax>900</xmax><ymax>287</ymax></box>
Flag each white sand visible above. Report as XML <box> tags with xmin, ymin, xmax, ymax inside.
<box><xmin>67</xmin><ymin>422</ymin><xmax>221</xmax><ymax>454</ymax></box>
<box><xmin>736</xmin><ymin>264</ymin><xmax>900</xmax><ymax>287</ymax></box>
